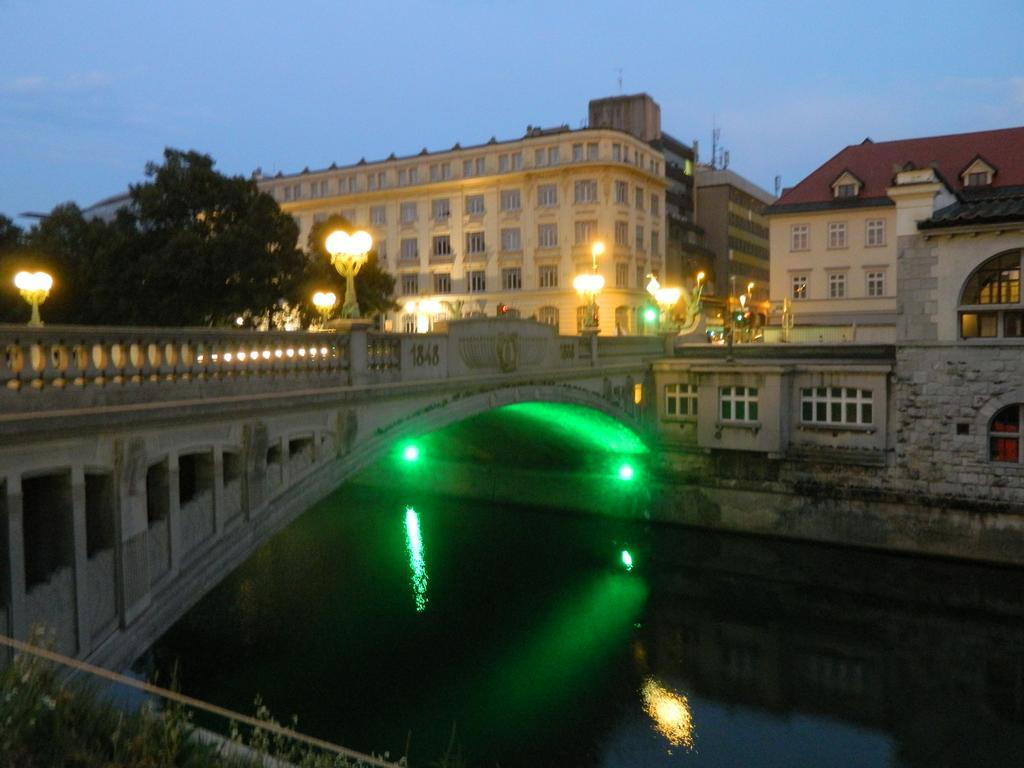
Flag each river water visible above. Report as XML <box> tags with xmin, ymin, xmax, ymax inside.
<box><xmin>151</xmin><ymin>406</ymin><xmax>1024</xmax><ymax>767</ymax></box>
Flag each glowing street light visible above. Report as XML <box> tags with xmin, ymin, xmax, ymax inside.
<box><xmin>573</xmin><ymin>240</ymin><xmax>605</xmax><ymax>333</ymax></box>
<box><xmin>325</xmin><ymin>229</ymin><xmax>373</xmax><ymax>319</ymax></box>
<box><xmin>645</xmin><ymin>274</ymin><xmax>683</xmax><ymax>330</ymax></box>
<box><xmin>311</xmin><ymin>290</ymin><xmax>337</xmax><ymax>324</ymax></box>
<box><xmin>13</xmin><ymin>271</ymin><xmax>53</xmax><ymax>327</ymax></box>
<box><xmin>620</xmin><ymin>549</ymin><xmax>634</xmax><ymax>571</ymax></box>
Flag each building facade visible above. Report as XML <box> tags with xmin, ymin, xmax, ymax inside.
<box><xmin>257</xmin><ymin>126</ymin><xmax>667</xmax><ymax>336</ymax></box>
<box><xmin>765</xmin><ymin>127</ymin><xmax>1024</xmax><ymax>336</ymax></box>
<box><xmin>694</xmin><ymin>167</ymin><xmax>774</xmax><ymax>302</ymax></box>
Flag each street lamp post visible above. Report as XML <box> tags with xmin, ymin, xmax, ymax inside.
<box><xmin>573</xmin><ymin>241</ymin><xmax>605</xmax><ymax>334</ymax></box>
<box><xmin>312</xmin><ymin>290</ymin><xmax>337</xmax><ymax>326</ymax></box>
<box><xmin>325</xmin><ymin>229</ymin><xmax>373</xmax><ymax>319</ymax></box>
<box><xmin>14</xmin><ymin>271</ymin><xmax>53</xmax><ymax>327</ymax></box>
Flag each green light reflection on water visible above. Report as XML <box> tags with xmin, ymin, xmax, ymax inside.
<box><xmin>498</xmin><ymin>402</ymin><xmax>649</xmax><ymax>456</ymax></box>
<box><xmin>404</xmin><ymin>506</ymin><xmax>429</xmax><ymax>612</ymax></box>
<box><xmin>462</xmin><ymin>573</ymin><xmax>648</xmax><ymax>734</ymax></box>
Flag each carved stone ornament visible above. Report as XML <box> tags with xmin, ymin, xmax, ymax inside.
<box><xmin>458</xmin><ymin>334</ymin><xmax>547</xmax><ymax>372</ymax></box>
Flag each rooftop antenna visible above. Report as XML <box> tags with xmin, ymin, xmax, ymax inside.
<box><xmin>774</xmin><ymin>175</ymin><xmax>781</xmax><ymax>197</ymax></box>
<box><xmin>711</xmin><ymin>121</ymin><xmax>720</xmax><ymax>170</ymax></box>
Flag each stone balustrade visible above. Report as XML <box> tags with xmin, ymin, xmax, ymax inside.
<box><xmin>0</xmin><ymin>325</ymin><xmax>349</xmax><ymax>394</ymax></box>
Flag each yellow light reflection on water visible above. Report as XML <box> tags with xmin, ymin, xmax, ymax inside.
<box><xmin>641</xmin><ymin>677</ymin><xmax>694</xmax><ymax>749</ymax></box>
<box><xmin>404</xmin><ymin>506</ymin><xmax>429</xmax><ymax>612</ymax></box>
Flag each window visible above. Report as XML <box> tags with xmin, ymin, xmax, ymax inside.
<box><xmin>502</xmin><ymin>267</ymin><xmax>522</xmax><ymax>290</ymax></box>
<box><xmin>465</xmin><ymin>231</ymin><xmax>486</xmax><ymax>255</ymax></box>
<box><xmin>432</xmin><ymin>235</ymin><xmax>452</xmax><ymax>258</ymax></box>
<box><xmin>612</xmin><ymin>143</ymin><xmax>622</xmax><ymax>161</ymax></box>
<box><xmin>801</xmin><ymin>387</ymin><xmax>873</xmax><ymax>426</ymax></box>
<box><xmin>867</xmin><ymin>271</ymin><xmax>885</xmax><ymax>297</ymax></box>
<box><xmin>615</xmin><ymin>221</ymin><xmax>629</xmax><ymax>246</ymax></box>
<box><xmin>828</xmin><ymin>272</ymin><xmax>847</xmax><ymax>298</ymax></box>
<box><xmin>429</xmin><ymin>162</ymin><xmax>451</xmax><ymax>181</ymax></box>
<box><xmin>463</xmin><ymin>159</ymin><xmax>474</xmax><ymax>177</ymax></box>
<box><xmin>990</xmin><ymin>404</ymin><xmax>1021</xmax><ymax>462</ymax></box>
<box><xmin>575</xmin><ymin>180</ymin><xmax>597</xmax><ymax>204</ymax></box>
<box><xmin>534</xmin><ymin>148</ymin><xmax>546</xmax><ymax>167</ymax></box>
<box><xmin>539</xmin><ymin>265</ymin><xmax>558</xmax><ymax>288</ymax></box>
<box><xmin>500</xmin><ymin>189</ymin><xmax>521</xmax><ymax>211</ymax></box>
<box><xmin>406</xmin><ymin>168</ymin><xmax>418</xmax><ymax>185</ymax></box>
<box><xmin>866</xmin><ymin>219</ymin><xmax>885</xmax><ymax>247</ymax></box>
<box><xmin>537</xmin><ymin>184</ymin><xmax>558</xmax><ymax>207</ymax></box>
<box><xmin>465</xmin><ymin>194</ymin><xmax>485</xmax><ymax>215</ymax></box>
<box><xmin>828</xmin><ymin>222</ymin><xmax>847</xmax><ymax>249</ymax></box>
<box><xmin>836</xmin><ymin>183</ymin><xmax>856</xmax><ymax>198</ymax></box>
<box><xmin>499</xmin><ymin>154</ymin><xmax>509</xmax><ymax>173</ymax></box>
<box><xmin>400</xmin><ymin>274</ymin><xmax>419</xmax><ymax>295</ymax></box>
<box><xmin>791</xmin><ymin>224</ymin><xmax>809</xmax><ymax>251</ymax></box>
<box><xmin>651</xmin><ymin>231</ymin><xmax>660</xmax><ymax>254</ymax></box>
<box><xmin>400</xmin><ymin>238</ymin><xmax>418</xmax><ymax>261</ymax></box>
<box><xmin>468</xmin><ymin>270</ymin><xmax>486</xmax><ymax>292</ymax></box>
<box><xmin>400</xmin><ymin>202</ymin><xmax>418</xmax><ymax>224</ymax></box>
<box><xmin>461</xmin><ymin>157</ymin><xmax>484</xmax><ymax>178</ymax></box>
<box><xmin>651</xmin><ymin>195</ymin><xmax>660</xmax><ymax>216</ymax></box>
<box><xmin>959</xmin><ymin>251</ymin><xmax>1023</xmax><ymax>339</ymax></box>
<box><xmin>572</xmin><ymin>143</ymin><xmax>583</xmax><ymax>162</ymax></box>
<box><xmin>398</xmin><ymin>169</ymin><xmax>408</xmax><ymax>187</ymax></box>
<box><xmin>538</xmin><ymin>306</ymin><xmax>559</xmax><ymax>326</ymax></box>
<box><xmin>635</xmin><ymin>187</ymin><xmax>645</xmax><ymax>210</ymax></box>
<box><xmin>720</xmin><ymin>386</ymin><xmax>759</xmax><ymax>422</ymax></box>
<box><xmin>792</xmin><ymin>274</ymin><xmax>808</xmax><ymax>300</ymax></box>
<box><xmin>433</xmin><ymin>273</ymin><xmax>451</xmax><ymax>294</ymax></box>
<box><xmin>665</xmin><ymin>383</ymin><xmax>698</xmax><ymax>417</ymax></box>
<box><xmin>586</xmin><ymin>142</ymin><xmax>599</xmax><ymax>160</ymax></box>
<box><xmin>575</xmin><ymin>220</ymin><xmax>596</xmax><ymax>245</ymax></box>
<box><xmin>500</xmin><ymin>228</ymin><xmax>521</xmax><ymax>252</ymax></box>
<box><xmin>636</xmin><ymin>225</ymin><xmax>645</xmax><ymax>250</ymax></box>
<box><xmin>636</xmin><ymin>266</ymin><xmax>645</xmax><ymax>289</ymax></box>
<box><xmin>432</xmin><ymin>198</ymin><xmax>450</xmax><ymax>220</ymax></box>
<box><xmin>538</xmin><ymin>223</ymin><xmax>558</xmax><ymax>248</ymax></box>
<box><xmin>968</xmin><ymin>171</ymin><xmax>991</xmax><ymax>187</ymax></box>
<box><xmin>511</xmin><ymin>152</ymin><xmax>523</xmax><ymax>170</ymax></box>
<box><xmin>548</xmin><ymin>146</ymin><xmax>560</xmax><ymax>165</ymax></box>
<box><xmin>402</xmin><ymin>314</ymin><xmax>417</xmax><ymax>333</ymax></box>
<box><xmin>615</xmin><ymin>262</ymin><xmax>628</xmax><ymax>288</ymax></box>
<box><xmin>377</xmin><ymin>239</ymin><xmax>388</xmax><ymax>261</ymax></box>
<box><xmin>615</xmin><ymin>181</ymin><xmax>628</xmax><ymax>204</ymax></box>
<box><xmin>370</xmin><ymin>205</ymin><xmax>386</xmax><ymax>225</ymax></box>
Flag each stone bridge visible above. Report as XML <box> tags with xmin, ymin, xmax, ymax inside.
<box><xmin>0</xmin><ymin>318</ymin><xmax>666</xmax><ymax>671</ymax></box>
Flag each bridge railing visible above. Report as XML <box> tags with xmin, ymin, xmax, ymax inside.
<box><xmin>0</xmin><ymin>325</ymin><xmax>348</xmax><ymax>393</ymax></box>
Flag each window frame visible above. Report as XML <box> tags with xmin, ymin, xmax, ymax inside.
<box><xmin>665</xmin><ymin>383</ymin><xmax>698</xmax><ymax>419</ymax></box>
<box><xmin>719</xmin><ymin>386</ymin><xmax>759</xmax><ymax>423</ymax></box>
<box><xmin>800</xmin><ymin>387</ymin><xmax>874</xmax><ymax>428</ymax></box>
<box><xmin>790</xmin><ymin>224</ymin><xmax>809</xmax><ymax>251</ymax></box>
<box><xmin>990</xmin><ymin>404</ymin><xmax>1022</xmax><ymax>463</ymax></box>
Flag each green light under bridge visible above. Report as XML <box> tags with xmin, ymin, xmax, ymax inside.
<box><xmin>404</xmin><ymin>506</ymin><xmax>429</xmax><ymax>612</ymax></box>
<box><xmin>617</xmin><ymin>463</ymin><xmax>635</xmax><ymax>481</ymax></box>
<box><xmin>620</xmin><ymin>550</ymin><xmax>634</xmax><ymax>571</ymax></box>
<box><xmin>497</xmin><ymin>403</ymin><xmax>649</xmax><ymax>456</ymax></box>
<box><xmin>402</xmin><ymin>443</ymin><xmax>420</xmax><ymax>462</ymax></box>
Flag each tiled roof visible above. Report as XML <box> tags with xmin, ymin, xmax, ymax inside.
<box><xmin>919</xmin><ymin>185</ymin><xmax>1024</xmax><ymax>229</ymax></box>
<box><xmin>768</xmin><ymin>127</ymin><xmax>1024</xmax><ymax>212</ymax></box>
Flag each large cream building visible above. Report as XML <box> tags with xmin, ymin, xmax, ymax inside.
<box><xmin>257</xmin><ymin>126</ymin><xmax>667</xmax><ymax>335</ymax></box>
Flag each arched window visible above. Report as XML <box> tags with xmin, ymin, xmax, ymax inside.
<box><xmin>990</xmin><ymin>405</ymin><xmax>1021</xmax><ymax>463</ymax></box>
<box><xmin>959</xmin><ymin>250</ymin><xmax>1023</xmax><ymax>338</ymax></box>
<box><xmin>615</xmin><ymin>306</ymin><xmax>633</xmax><ymax>335</ymax></box>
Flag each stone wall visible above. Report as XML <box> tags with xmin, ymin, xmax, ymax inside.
<box><xmin>896</xmin><ymin>234</ymin><xmax>938</xmax><ymax>341</ymax></box>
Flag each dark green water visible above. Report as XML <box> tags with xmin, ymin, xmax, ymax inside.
<box><xmin>151</xmin><ymin>407</ymin><xmax>1024</xmax><ymax>767</ymax></box>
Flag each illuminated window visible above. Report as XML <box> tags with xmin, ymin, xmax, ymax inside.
<box><xmin>720</xmin><ymin>386</ymin><xmax>758</xmax><ymax>422</ymax></box>
<box><xmin>959</xmin><ymin>250</ymin><xmax>1023</xmax><ymax>339</ymax></box>
<box><xmin>665</xmin><ymin>383</ymin><xmax>698</xmax><ymax>417</ymax></box>
<box><xmin>792</xmin><ymin>274</ymin><xmax>808</xmax><ymax>300</ymax></box>
<box><xmin>990</xmin><ymin>404</ymin><xmax>1021</xmax><ymax>463</ymax></box>
<box><xmin>800</xmin><ymin>387</ymin><xmax>873</xmax><ymax>426</ymax></box>
<box><xmin>539</xmin><ymin>265</ymin><xmax>559</xmax><ymax>288</ymax></box>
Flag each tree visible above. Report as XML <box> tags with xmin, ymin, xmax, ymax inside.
<box><xmin>303</xmin><ymin>214</ymin><xmax>397</xmax><ymax>320</ymax></box>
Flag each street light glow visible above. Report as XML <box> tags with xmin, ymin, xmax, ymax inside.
<box><xmin>402</xmin><ymin>444</ymin><xmax>420</xmax><ymax>462</ymax></box>
<box><xmin>620</xmin><ymin>549</ymin><xmax>634</xmax><ymax>570</ymax></box>
<box><xmin>618</xmin><ymin>463</ymin><xmax>636</xmax><ymax>480</ymax></box>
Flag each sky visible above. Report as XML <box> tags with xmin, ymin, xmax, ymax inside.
<box><xmin>2</xmin><ymin>0</ymin><xmax>1023</xmax><ymax>225</ymax></box>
